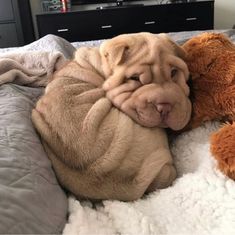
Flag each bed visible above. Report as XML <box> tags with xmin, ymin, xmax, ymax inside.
<box><xmin>1</xmin><ymin>29</ymin><xmax>235</xmax><ymax>234</ymax></box>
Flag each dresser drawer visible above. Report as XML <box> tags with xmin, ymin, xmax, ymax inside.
<box><xmin>0</xmin><ymin>23</ymin><xmax>18</xmax><ymax>48</ymax></box>
<box><xmin>166</xmin><ymin>2</ymin><xmax>213</xmax><ymax>20</ymax></box>
<box><xmin>37</xmin><ymin>12</ymin><xmax>107</xmax><ymax>41</ymax></box>
<box><xmin>163</xmin><ymin>2</ymin><xmax>214</xmax><ymax>32</ymax></box>
<box><xmin>37</xmin><ymin>10</ymin><xmax>130</xmax><ymax>41</ymax></box>
<box><xmin>132</xmin><ymin>5</ymin><xmax>168</xmax><ymax>34</ymax></box>
<box><xmin>0</xmin><ymin>0</ymin><xmax>14</xmax><ymax>22</ymax></box>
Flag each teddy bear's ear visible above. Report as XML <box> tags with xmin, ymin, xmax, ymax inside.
<box><xmin>207</xmin><ymin>33</ymin><xmax>235</xmax><ymax>50</ymax></box>
<box><xmin>207</xmin><ymin>33</ymin><xmax>235</xmax><ymax>84</ymax></box>
<box><xmin>208</xmin><ymin>52</ymin><xmax>235</xmax><ymax>84</ymax></box>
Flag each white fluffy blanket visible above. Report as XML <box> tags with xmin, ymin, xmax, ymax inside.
<box><xmin>63</xmin><ymin>122</ymin><xmax>235</xmax><ymax>235</ymax></box>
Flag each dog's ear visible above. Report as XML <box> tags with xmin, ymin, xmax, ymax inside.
<box><xmin>100</xmin><ymin>35</ymin><xmax>133</xmax><ymax>66</ymax></box>
<box><xmin>173</xmin><ymin>43</ymin><xmax>187</xmax><ymax>60</ymax></box>
<box><xmin>158</xmin><ymin>33</ymin><xmax>187</xmax><ymax>60</ymax></box>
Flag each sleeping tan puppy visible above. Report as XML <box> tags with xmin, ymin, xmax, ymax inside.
<box><xmin>100</xmin><ymin>33</ymin><xmax>191</xmax><ymax>129</ymax></box>
<box><xmin>32</xmin><ymin>33</ymin><xmax>191</xmax><ymax>201</ymax></box>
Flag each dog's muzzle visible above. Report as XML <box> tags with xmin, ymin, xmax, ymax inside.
<box><xmin>106</xmin><ymin>81</ymin><xmax>192</xmax><ymax>130</ymax></box>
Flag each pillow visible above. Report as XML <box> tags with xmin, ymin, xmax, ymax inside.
<box><xmin>0</xmin><ymin>84</ymin><xmax>67</xmax><ymax>234</ymax></box>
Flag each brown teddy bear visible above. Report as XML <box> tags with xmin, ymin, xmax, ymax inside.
<box><xmin>182</xmin><ymin>32</ymin><xmax>235</xmax><ymax>180</ymax></box>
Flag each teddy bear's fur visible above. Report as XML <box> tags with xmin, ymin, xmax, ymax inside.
<box><xmin>182</xmin><ymin>32</ymin><xmax>235</xmax><ymax>179</ymax></box>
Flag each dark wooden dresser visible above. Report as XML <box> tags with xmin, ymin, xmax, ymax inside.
<box><xmin>36</xmin><ymin>0</ymin><xmax>214</xmax><ymax>42</ymax></box>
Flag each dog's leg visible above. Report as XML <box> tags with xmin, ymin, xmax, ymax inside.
<box><xmin>146</xmin><ymin>163</ymin><xmax>177</xmax><ymax>193</ymax></box>
<box><xmin>133</xmin><ymin>148</ymin><xmax>177</xmax><ymax>198</ymax></box>
<box><xmin>105</xmin><ymin>79</ymin><xmax>141</xmax><ymax>109</ymax></box>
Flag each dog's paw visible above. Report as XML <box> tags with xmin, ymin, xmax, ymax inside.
<box><xmin>105</xmin><ymin>80</ymin><xmax>141</xmax><ymax>108</ymax></box>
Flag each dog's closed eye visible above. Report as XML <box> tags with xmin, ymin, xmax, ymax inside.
<box><xmin>129</xmin><ymin>76</ymin><xmax>140</xmax><ymax>81</ymax></box>
<box><xmin>126</xmin><ymin>76</ymin><xmax>140</xmax><ymax>82</ymax></box>
<box><xmin>171</xmin><ymin>68</ymin><xmax>178</xmax><ymax>78</ymax></box>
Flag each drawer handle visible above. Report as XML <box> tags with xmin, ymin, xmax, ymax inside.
<box><xmin>144</xmin><ymin>21</ymin><xmax>155</xmax><ymax>25</ymax></box>
<box><xmin>57</xmin><ymin>28</ymin><xmax>69</xmax><ymax>32</ymax></box>
<box><xmin>186</xmin><ymin>17</ymin><xmax>197</xmax><ymax>21</ymax></box>
<box><xmin>101</xmin><ymin>25</ymin><xmax>112</xmax><ymax>29</ymax></box>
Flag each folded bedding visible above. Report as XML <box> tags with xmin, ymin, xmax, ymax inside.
<box><xmin>0</xmin><ymin>35</ymin><xmax>76</xmax><ymax>234</ymax></box>
<box><xmin>0</xmin><ymin>84</ymin><xmax>67</xmax><ymax>233</ymax></box>
<box><xmin>0</xmin><ymin>30</ymin><xmax>235</xmax><ymax>234</ymax></box>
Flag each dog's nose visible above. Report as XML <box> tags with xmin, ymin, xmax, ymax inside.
<box><xmin>156</xmin><ymin>103</ymin><xmax>172</xmax><ymax>116</ymax></box>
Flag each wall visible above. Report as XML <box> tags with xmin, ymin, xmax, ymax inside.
<box><xmin>214</xmin><ymin>0</ymin><xmax>235</xmax><ymax>29</ymax></box>
<box><xmin>29</xmin><ymin>0</ymin><xmax>43</xmax><ymax>38</ymax></box>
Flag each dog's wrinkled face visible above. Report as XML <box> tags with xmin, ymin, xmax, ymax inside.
<box><xmin>100</xmin><ymin>33</ymin><xmax>191</xmax><ymax>130</ymax></box>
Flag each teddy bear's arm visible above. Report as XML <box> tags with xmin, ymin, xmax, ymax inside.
<box><xmin>210</xmin><ymin>122</ymin><xmax>235</xmax><ymax>180</ymax></box>
<box><xmin>213</xmin><ymin>85</ymin><xmax>235</xmax><ymax>121</ymax></box>
<box><xmin>190</xmin><ymin>91</ymin><xmax>220</xmax><ymax>128</ymax></box>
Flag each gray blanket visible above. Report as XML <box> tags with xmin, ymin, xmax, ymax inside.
<box><xmin>0</xmin><ymin>34</ymin><xmax>76</xmax><ymax>234</ymax></box>
<box><xmin>0</xmin><ymin>51</ymin><xmax>65</xmax><ymax>87</ymax></box>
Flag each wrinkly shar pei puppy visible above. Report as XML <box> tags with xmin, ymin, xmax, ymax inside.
<box><xmin>32</xmin><ymin>32</ymin><xmax>191</xmax><ymax>201</ymax></box>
